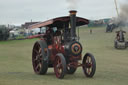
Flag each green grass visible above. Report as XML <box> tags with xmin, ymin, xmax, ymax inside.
<box><xmin>0</xmin><ymin>27</ymin><xmax>128</xmax><ymax>85</ymax></box>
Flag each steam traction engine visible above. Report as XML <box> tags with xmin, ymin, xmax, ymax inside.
<box><xmin>114</xmin><ymin>29</ymin><xmax>127</xmax><ymax>49</ymax></box>
<box><xmin>29</xmin><ymin>10</ymin><xmax>96</xmax><ymax>79</ymax></box>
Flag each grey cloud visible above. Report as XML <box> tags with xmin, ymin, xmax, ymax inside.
<box><xmin>0</xmin><ymin>0</ymin><xmax>127</xmax><ymax>25</ymax></box>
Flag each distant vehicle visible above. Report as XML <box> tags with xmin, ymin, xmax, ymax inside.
<box><xmin>9</xmin><ymin>29</ymin><xmax>20</xmax><ymax>39</ymax></box>
<box><xmin>114</xmin><ymin>29</ymin><xmax>128</xmax><ymax>49</ymax></box>
<box><xmin>0</xmin><ymin>26</ymin><xmax>9</xmax><ymax>41</ymax></box>
<box><xmin>106</xmin><ymin>23</ymin><xmax>119</xmax><ymax>32</ymax></box>
<box><xmin>105</xmin><ymin>17</ymin><xmax>122</xmax><ymax>33</ymax></box>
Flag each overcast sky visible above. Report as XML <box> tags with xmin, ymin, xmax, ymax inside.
<box><xmin>0</xmin><ymin>0</ymin><xmax>127</xmax><ymax>25</ymax></box>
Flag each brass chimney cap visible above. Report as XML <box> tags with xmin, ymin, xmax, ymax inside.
<box><xmin>69</xmin><ymin>10</ymin><xmax>77</xmax><ymax>15</ymax></box>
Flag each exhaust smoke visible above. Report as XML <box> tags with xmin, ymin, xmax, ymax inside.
<box><xmin>114</xmin><ymin>3</ymin><xmax>128</xmax><ymax>27</ymax></box>
<box><xmin>119</xmin><ymin>3</ymin><xmax>128</xmax><ymax>25</ymax></box>
<box><xmin>66</xmin><ymin>0</ymin><xmax>80</xmax><ymax>9</ymax></box>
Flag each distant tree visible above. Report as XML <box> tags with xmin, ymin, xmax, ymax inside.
<box><xmin>0</xmin><ymin>25</ymin><xmax>9</xmax><ymax>40</ymax></box>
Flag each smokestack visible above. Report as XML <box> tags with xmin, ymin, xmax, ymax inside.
<box><xmin>69</xmin><ymin>10</ymin><xmax>77</xmax><ymax>39</ymax></box>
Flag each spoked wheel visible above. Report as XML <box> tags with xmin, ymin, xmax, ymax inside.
<box><xmin>32</xmin><ymin>40</ymin><xmax>48</xmax><ymax>75</ymax></box>
<box><xmin>82</xmin><ymin>53</ymin><xmax>96</xmax><ymax>77</ymax></box>
<box><xmin>54</xmin><ymin>53</ymin><xmax>66</xmax><ymax>79</ymax></box>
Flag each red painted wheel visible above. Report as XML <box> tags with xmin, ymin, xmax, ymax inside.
<box><xmin>82</xmin><ymin>53</ymin><xmax>96</xmax><ymax>77</ymax></box>
<box><xmin>32</xmin><ymin>40</ymin><xmax>48</xmax><ymax>75</ymax></box>
<box><xmin>54</xmin><ymin>53</ymin><xmax>66</xmax><ymax>79</ymax></box>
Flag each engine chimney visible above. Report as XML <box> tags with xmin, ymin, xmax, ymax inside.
<box><xmin>69</xmin><ymin>10</ymin><xmax>77</xmax><ymax>40</ymax></box>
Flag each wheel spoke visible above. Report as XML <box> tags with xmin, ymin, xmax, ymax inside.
<box><xmin>88</xmin><ymin>57</ymin><xmax>91</xmax><ymax>63</ymax></box>
<box><xmin>34</xmin><ymin>57</ymin><xmax>38</xmax><ymax>62</ymax></box>
<box><xmin>58</xmin><ymin>68</ymin><xmax>62</xmax><ymax>73</ymax></box>
<box><xmin>33</xmin><ymin>49</ymin><xmax>39</xmax><ymax>54</ymax></box>
<box><xmin>56</xmin><ymin>64</ymin><xmax>63</xmax><ymax>75</ymax></box>
<box><xmin>36</xmin><ymin>43</ymin><xmax>40</xmax><ymax>49</ymax></box>
<box><xmin>86</xmin><ymin>68</ymin><xmax>88</xmax><ymax>74</ymax></box>
<box><xmin>88</xmin><ymin>68</ymin><xmax>90</xmax><ymax>74</ymax></box>
<box><xmin>56</xmin><ymin>63</ymin><xmax>61</xmax><ymax>68</ymax></box>
<box><xmin>35</xmin><ymin>52</ymin><xmax>42</xmax><ymax>61</ymax></box>
<box><xmin>39</xmin><ymin>48</ymin><xmax>41</xmax><ymax>54</ymax></box>
<box><xmin>87</xmin><ymin>56</ymin><xmax>89</xmax><ymax>62</ymax></box>
<box><xmin>34</xmin><ymin>55</ymin><xmax>39</xmax><ymax>62</ymax></box>
<box><xmin>86</xmin><ymin>57</ymin><xmax>88</xmax><ymax>63</ymax></box>
<box><xmin>57</xmin><ymin>58</ymin><xmax>61</xmax><ymax>64</ymax></box>
<box><xmin>35</xmin><ymin>63</ymin><xmax>41</xmax><ymax>71</ymax></box>
<box><xmin>90</xmin><ymin>67</ymin><xmax>92</xmax><ymax>73</ymax></box>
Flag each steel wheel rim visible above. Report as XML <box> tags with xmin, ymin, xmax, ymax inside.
<box><xmin>54</xmin><ymin>56</ymin><xmax>63</xmax><ymax>78</ymax></box>
<box><xmin>32</xmin><ymin>42</ymin><xmax>43</xmax><ymax>73</ymax></box>
<box><xmin>84</xmin><ymin>56</ymin><xmax>93</xmax><ymax>75</ymax></box>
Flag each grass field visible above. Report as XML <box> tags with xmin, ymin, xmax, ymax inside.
<box><xmin>0</xmin><ymin>27</ymin><xmax>128</xmax><ymax>85</ymax></box>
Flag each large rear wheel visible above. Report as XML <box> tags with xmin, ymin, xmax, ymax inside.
<box><xmin>32</xmin><ymin>40</ymin><xmax>48</xmax><ymax>75</ymax></box>
<box><xmin>82</xmin><ymin>53</ymin><xmax>96</xmax><ymax>77</ymax></box>
<box><xmin>54</xmin><ymin>53</ymin><xmax>66</xmax><ymax>79</ymax></box>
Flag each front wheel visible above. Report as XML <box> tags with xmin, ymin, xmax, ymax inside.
<box><xmin>54</xmin><ymin>53</ymin><xmax>66</xmax><ymax>79</ymax></box>
<box><xmin>82</xmin><ymin>53</ymin><xmax>96</xmax><ymax>77</ymax></box>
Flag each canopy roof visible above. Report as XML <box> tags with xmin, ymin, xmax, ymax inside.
<box><xmin>28</xmin><ymin>16</ymin><xmax>89</xmax><ymax>29</ymax></box>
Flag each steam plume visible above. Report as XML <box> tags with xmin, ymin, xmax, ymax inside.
<box><xmin>66</xmin><ymin>0</ymin><xmax>79</xmax><ymax>9</ymax></box>
<box><xmin>116</xmin><ymin>3</ymin><xmax>128</xmax><ymax>26</ymax></box>
<box><xmin>119</xmin><ymin>3</ymin><xmax>128</xmax><ymax>24</ymax></box>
